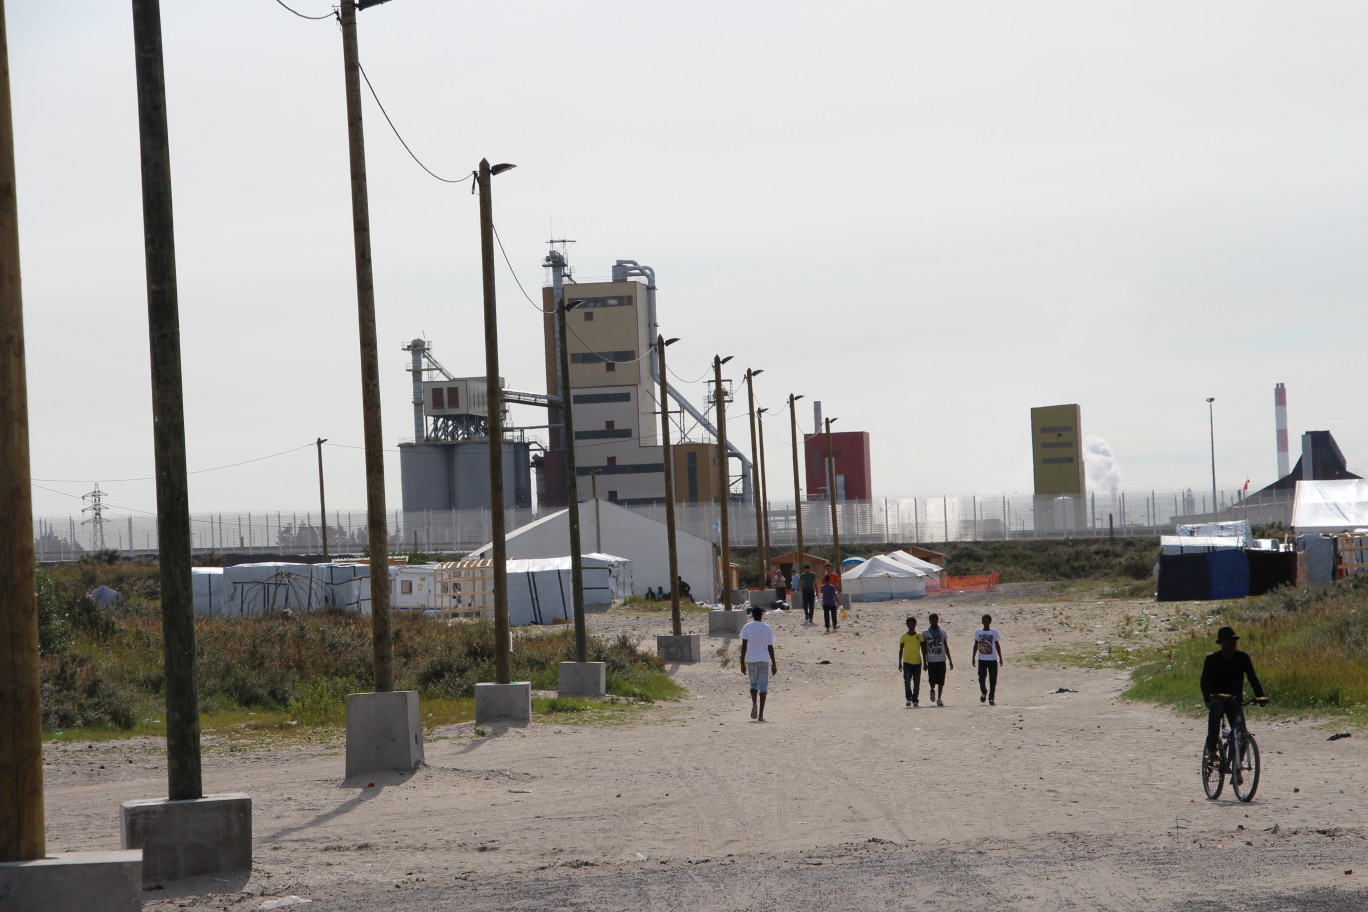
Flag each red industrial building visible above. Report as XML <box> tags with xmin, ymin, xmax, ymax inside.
<box><xmin>804</xmin><ymin>430</ymin><xmax>872</xmax><ymax>501</ymax></box>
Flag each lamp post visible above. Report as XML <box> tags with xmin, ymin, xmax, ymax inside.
<box><xmin>478</xmin><ymin>158</ymin><xmax>516</xmax><ymax>683</ymax></box>
<box><xmin>316</xmin><ymin>438</ymin><xmax>329</xmax><ymax>561</ymax></box>
<box><xmin>714</xmin><ymin>355</ymin><xmax>734</xmax><ymax>608</ymax></box>
<box><xmin>657</xmin><ymin>335</ymin><xmax>683</xmax><ymax>635</ymax></box>
<box><xmin>756</xmin><ymin>407</ymin><xmax>772</xmax><ymax>584</ymax></box>
<box><xmin>825</xmin><ymin>416</ymin><xmax>841</xmax><ymax>583</ymax></box>
<box><xmin>558</xmin><ymin>298</ymin><xmax>586</xmax><ymax>662</ymax></box>
<box><xmin>1206</xmin><ymin>397</ymin><xmax>1217</xmax><ymax>516</ymax></box>
<box><xmin>745</xmin><ymin>368</ymin><xmax>766</xmax><ymax>587</ymax></box>
<box><xmin>788</xmin><ymin>393</ymin><xmax>805</xmax><ymax>582</ymax></box>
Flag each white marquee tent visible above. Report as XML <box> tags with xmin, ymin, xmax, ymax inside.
<box><xmin>841</xmin><ymin>554</ymin><xmax>927</xmax><ymax>602</ymax></box>
<box><xmin>471</xmin><ymin>499</ymin><xmax>716</xmax><ymax>600</ymax></box>
<box><xmin>1292</xmin><ymin>480</ymin><xmax>1368</xmax><ymax>534</ymax></box>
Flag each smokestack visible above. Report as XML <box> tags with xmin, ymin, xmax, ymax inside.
<box><xmin>1302</xmin><ymin>431</ymin><xmax>1314</xmax><ymax>482</ymax></box>
<box><xmin>1274</xmin><ymin>382</ymin><xmax>1289</xmax><ymax>478</ymax></box>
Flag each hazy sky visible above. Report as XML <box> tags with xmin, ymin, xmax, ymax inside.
<box><xmin>11</xmin><ymin>2</ymin><xmax>1368</xmax><ymax>518</ymax></box>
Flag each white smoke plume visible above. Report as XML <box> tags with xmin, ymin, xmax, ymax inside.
<box><xmin>1083</xmin><ymin>436</ymin><xmax>1124</xmax><ymax>493</ymax></box>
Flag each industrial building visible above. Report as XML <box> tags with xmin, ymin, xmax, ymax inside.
<box><xmin>538</xmin><ymin>247</ymin><xmax>750</xmax><ymax>507</ymax></box>
<box><xmin>1030</xmin><ymin>403</ymin><xmax>1087</xmax><ymax>531</ymax></box>
<box><xmin>803</xmin><ymin>400</ymin><xmax>872</xmax><ymax>501</ymax></box>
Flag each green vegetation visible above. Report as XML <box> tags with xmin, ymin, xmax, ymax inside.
<box><xmin>1126</xmin><ymin>576</ymin><xmax>1368</xmax><ymax>723</ymax></box>
<box><xmin>36</xmin><ymin>559</ymin><xmax>680</xmax><ymax>741</ymax></box>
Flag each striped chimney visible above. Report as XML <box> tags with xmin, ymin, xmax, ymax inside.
<box><xmin>1274</xmin><ymin>382</ymin><xmax>1289</xmax><ymax>478</ymax></box>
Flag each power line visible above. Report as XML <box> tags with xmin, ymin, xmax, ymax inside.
<box><xmin>32</xmin><ymin>443</ymin><xmax>317</xmax><ymax>484</ymax></box>
<box><xmin>357</xmin><ymin>62</ymin><xmax>465</xmax><ymax>184</ymax></box>
<box><xmin>272</xmin><ymin>0</ymin><xmax>336</xmax><ymax>21</ymax></box>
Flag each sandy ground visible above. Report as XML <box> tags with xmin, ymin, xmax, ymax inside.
<box><xmin>41</xmin><ymin>584</ymin><xmax>1368</xmax><ymax>911</ymax></box>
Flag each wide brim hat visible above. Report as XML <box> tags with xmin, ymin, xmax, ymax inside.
<box><xmin>1215</xmin><ymin>626</ymin><xmax>1240</xmax><ymax>643</ymax></box>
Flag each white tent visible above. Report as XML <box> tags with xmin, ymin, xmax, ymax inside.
<box><xmin>1174</xmin><ymin>520</ymin><xmax>1253</xmax><ymax>547</ymax></box>
<box><xmin>218</xmin><ymin>562</ymin><xmax>372</xmax><ymax>616</ymax></box>
<box><xmin>1292</xmin><ymin>479</ymin><xmax>1368</xmax><ymax>534</ymax></box>
<box><xmin>1160</xmin><ymin>535</ymin><xmax>1242</xmax><ymax>555</ymax></box>
<box><xmin>191</xmin><ymin>567</ymin><xmax>225</xmax><ymax>614</ymax></box>
<box><xmin>886</xmin><ymin>551</ymin><xmax>941</xmax><ymax>576</ymax></box>
<box><xmin>841</xmin><ymin>554</ymin><xmax>927</xmax><ymax>602</ymax></box>
<box><xmin>471</xmin><ymin>499</ymin><xmax>715</xmax><ymax>600</ymax></box>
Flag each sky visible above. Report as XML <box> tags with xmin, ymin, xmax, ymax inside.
<box><xmin>10</xmin><ymin>2</ymin><xmax>1368</xmax><ymax>519</ymax></box>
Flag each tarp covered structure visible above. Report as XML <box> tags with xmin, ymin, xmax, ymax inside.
<box><xmin>191</xmin><ymin>567</ymin><xmax>225</xmax><ymax>614</ymax></box>
<box><xmin>841</xmin><ymin>554</ymin><xmax>927</xmax><ymax>601</ymax></box>
<box><xmin>471</xmin><ymin>499</ymin><xmax>715</xmax><ymax>600</ymax></box>
<box><xmin>217</xmin><ymin>562</ymin><xmax>372</xmax><ymax>616</ymax></box>
<box><xmin>1292</xmin><ymin>480</ymin><xmax>1368</xmax><ymax>534</ymax></box>
<box><xmin>1174</xmin><ymin>520</ymin><xmax>1252</xmax><ymax>547</ymax></box>
<box><xmin>1160</xmin><ymin>535</ymin><xmax>1243</xmax><ymax>555</ymax></box>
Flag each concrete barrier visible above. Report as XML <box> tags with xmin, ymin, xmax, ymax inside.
<box><xmin>475</xmin><ymin>681</ymin><xmax>532</xmax><ymax>725</ymax></box>
<box><xmin>120</xmin><ymin>794</ymin><xmax>252</xmax><ymax>884</ymax></box>
<box><xmin>708</xmin><ymin>609</ymin><xmax>747</xmax><ymax>636</ymax></box>
<box><xmin>0</xmin><ymin>850</ymin><xmax>143</xmax><ymax>911</ymax></box>
<box><xmin>558</xmin><ymin>661</ymin><xmax>606</xmax><ymax>697</ymax></box>
<box><xmin>656</xmin><ymin>633</ymin><xmax>701</xmax><ymax>662</ymax></box>
<box><xmin>345</xmin><ymin>690</ymin><xmax>425</xmax><ymax>779</ymax></box>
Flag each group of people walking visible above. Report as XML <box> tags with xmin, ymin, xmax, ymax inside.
<box><xmin>766</xmin><ymin>564</ymin><xmax>843</xmax><ymax>630</ymax></box>
<box><xmin>739</xmin><ymin>605</ymin><xmax>1007</xmax><ymax>721</ymax></box>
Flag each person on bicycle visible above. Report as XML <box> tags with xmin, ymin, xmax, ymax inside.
<box><xmin>1201</xmin><ymin>626</ymin><xmax>1268</xmax><ymax>764</ymax></box>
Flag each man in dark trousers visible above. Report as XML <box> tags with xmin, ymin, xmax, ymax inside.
<box><xmin>1201</xmin><ymin>626</ymin><xmax>1268</xmax><ymax>764</ymax></box>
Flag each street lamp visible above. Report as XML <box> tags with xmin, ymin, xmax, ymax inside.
<box><xmin>478</xmin><ymin>158</ymin><xmax>516</xmax><ymax>684</ymax></box>
<box><xmin>714</xmin><ymin>355</ymin><xmax>734</xmax><ymax>609</ymax></box>
<box><xmin>825</xmin><ymin>416</ymin><xmax>841</xmax><ymax>584</ymax></box>
<box><xmin>756</xmin><ymin>407</ymin><xmax>772</xmax><ymax>585</ymax></box>
<box><xmin>316</xmin><ymin>438</ymin><xmax>329</xmax><ymax>561</ymax></box>
<box><xmin>744</xmin><ymin>368</ymin><xmax>766</xmax><ymax>589</ymax></box>
<box><xmin>788</xmin><ymin>394</ymin><xmax>805</xmax><ymax>589</ymax></box>
<box><xmin>1206</xmin><ymin>397</ymin><xmax>1217</xmax><ymax>516</ymax></box>
<box><xmin>558</xmin><ymin>299</ymin><xmax>586</xmax><ymax>663</ymax></box>
<box><xmin>657</xmin><ymin>335</ymin><xmax>683</xmax><ymax>634</ymax></box>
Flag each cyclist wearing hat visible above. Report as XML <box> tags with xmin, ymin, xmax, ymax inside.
<box><xmin>1200</xmin><ymin>626</ymin><xmax>1268</xmax><ymax>764</ymax></box>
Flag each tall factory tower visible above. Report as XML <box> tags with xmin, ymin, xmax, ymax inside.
<box><xmin>1274</xmin><ymin>382</ymin><xmax>1290</xmax><ymax>479</ymax></box>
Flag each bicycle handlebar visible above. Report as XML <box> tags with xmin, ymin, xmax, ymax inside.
<box><xmin>1212</xmin><ymin>694</ymin><xmax>1270</xmax><ymax>706</ymax></box>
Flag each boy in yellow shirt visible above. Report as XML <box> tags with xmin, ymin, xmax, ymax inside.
<box><xmin>898</xmin><ymin>617</ymin><xmax>926</xmax><ymax>707</ymax></box>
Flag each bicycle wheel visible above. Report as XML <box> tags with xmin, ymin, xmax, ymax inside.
<box><xmin>1202</xmin><ymin>744</ymin><xmax>1224</xmax><ymax>799</ymax></box>
<box><xmin>1233</xmin><ymin>732</ymin><xmax>1260</xmax><ymax>802</ymax></box>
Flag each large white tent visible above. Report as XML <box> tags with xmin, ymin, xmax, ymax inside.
<box><xmin>216</xmin><ymin>562</ymin><xmax>372</xmax><ymax>616</ymax></box>
<box><xmin>841</xmin><ymin>554</ymin><xmax>927</xmax><ymax>602</ymax></box>
<box><xmin>471</xmin><ymin>499</ymin><xmax>716</xmax><ymax>600</ymax></box>
<box><xmin>1292</xmin><ymin>480</ymin><xmax>1368</xmax><ymax>534</ymax></box>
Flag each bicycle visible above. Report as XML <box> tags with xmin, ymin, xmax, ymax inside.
<box><xmin>1202</xmin><ymin>695</ymin><xmax>1266</xmax><ymax>802</ymax></box>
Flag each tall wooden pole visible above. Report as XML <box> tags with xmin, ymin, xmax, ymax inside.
<box><xmin>316</xmin><ymin>437</ymin><xmax>329</xmax><ymax>561</ymax></box>
<box><xmin>557</xmin><ymin>298</ymin><xmax>586</xmax><ymax>662</ymax></box>
<box><xmin>825</xmin><ymin>416</ymin><xmax>841</xmax><ymax>585</ymax></box>
<box><xmin>478</xmin><ymin>159</ymin><xmax>511</xmax><ymax>684</ymax></box>
<box><xmin>339</xmin><ymin>0</ymin><xmax>392</xmax><ymax>691</ymax></box>
<box><xmin>657</xmin><ymin>336</ymin><xmax>682</xmax><ymax>635</ymax></box>
<box><xmin>131</xmin><ymin>0</ymin><xmax>201</xmax><ymax>800</ymax></box>
<box><xmin>745</xmin><ymin>369</ymin><xmax>766</xmax><ymax>587</ymax></box>
<box><xmin>757</xmin><ymin>408</ymin><xmax>772</xmax><ymax>580</ymax></box>
<box><xmin>0</xmin><ymin>0</ymin><xmax>46</xmax><ymax>859</ymax></box>
<box><xmin>789</xmin><ymin>394</ymin><xmax>805</xmax><ymax>575</ymax></box>
<box><xmin>714</xmin><ymin>356</ymin><xmax>731</xmax><ymax>609</ymax></box>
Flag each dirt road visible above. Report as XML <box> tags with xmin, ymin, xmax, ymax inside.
<box><xmin>42</xmin><ymin>585</ymin><xmax>1367</xmax><ymax>910</ymax></box>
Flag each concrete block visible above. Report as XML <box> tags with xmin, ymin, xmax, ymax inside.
<box><xmin>345</xmin><ymin>690</ymin><xmax>425</xmax><ymax>779</ymax></box>
<box><xmin>0</xmin><ymin>850</ymin><xmax>143</xmax><ymax>912</ymax></box>
<box><xmin>558</xmin><ymin>661</ymin><xmax>606</xmax><ymax>697</ymax></box>
<box><xmin>475</xmin><ymin>681</ymin><xmax>532</xmax><ymax>725</ymax></box>
<box><xmin>120</xmin><ymin>794</ymin><xmax>251</xmax><ymax>884</ymax></box>
<box><xmin>748</xmin><ymin>590</ymin><xmax>772</xmax><ymax>608</ymax></box>
<box><xmin>656</xmin><ymin>633</ymin><xmax>701</xmax><ymax>662</ymax></box>
<box><xmin>708</xmin><ymin>609</ymin><xmax>748</xmax><ymax>636</ymax></box>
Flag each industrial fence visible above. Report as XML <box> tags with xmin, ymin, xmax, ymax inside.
<box><xmin>32</xmin><ymin>486</ymin><xmax>1293</xmax><ymax>562</ymax></box>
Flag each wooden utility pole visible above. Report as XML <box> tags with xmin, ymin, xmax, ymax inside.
<box><xmin>131</xmin><ymin>0</ymin><xmax>201</xmax><ymax>800</ymax></box>
<box><xmin>789</xmin><ymin>394</ymin><xmax>805</xmax><ymax>580</ymax></box>
<box><xmin>745</xmin><ymin>368</ymin><xmax>766</xmax><ymax>587</ymax></box>
<box><xmin>557</xmin><ymin>298</ymin><xmax>586</xmax><ymax>662</ymax></box>
<box><xmin>825</xmin><ymin>416</ymin><xmax>841</xmax><ymax>583</ymax></box>
<box><xmin>657</xmin><ymin>336</ymin><xmax>682</xmax><ymax>635</ymax></box>
<box><xmin>477</xmin><ymin>158</ymin><xmax>512</xmax><ymax>684</ymax></box>
<box><xmin>0</xmin><ymin>0</ymin><xmax>46</xmax><ymax>860</ymax></box>
<box><xmin>756</xmin><ymin>407</ymin><xmax>772</xmax><ymax>578</ymax></box>
<box><xmin>714</xmin><ymin>356</ymin><xmax>732</xmax><ymax>608</ymax></box>
<box><xmin>339</xmin><ymin>0</ymin><xmax>392</xmax><ymax>691</ymax></box>
<box><xmin>316</xmin><ymin>437</ymin><xmax>329</xmax><ymax>561</ymax></box>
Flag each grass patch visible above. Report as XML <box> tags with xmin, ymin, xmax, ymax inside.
<box><xmin>37</xmin><ymin>560</ymin><xmax>682</xmax><ymax>741</ymax></box>
<box><xmin>1125</xmin><ymin>577</ymin><xmax>1368</xmax><ymax>724</ymax></box>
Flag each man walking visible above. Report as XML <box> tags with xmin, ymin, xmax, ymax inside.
<box><xmin>898</xmin><ymin>616</ymin><xmax>925</xmax><ymax>707</ymax></box>
<box><xmin>923</xmin><ymin>612</ymin><xmax>952</xmax><ymax>706</ymax></box>
<box><xmin>820</xmin><ymin>576</ymin><xmax>840</xmax><ymax>631</ymax></box>
<box><xmin>740</xmin><ymin>606</ymin><xmax>778</xmax><ymax>721</ymax></box>
<box><xmin>971</xmin><ymin>613</ymin><xmax>1004</xmax><ymax>705</ymax></box>
<box><xmin>799</xmin><ymin>563</ymin><xmax>817</xmax><ymax>624</ymax></box>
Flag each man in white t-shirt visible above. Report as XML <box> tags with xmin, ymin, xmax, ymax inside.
<box><xmin>740</xmin><ymin>606</ymin><xmax>778</xmax><ymax>721</ymax></box>
<box><xmin>971</xmin><ymin>613</ymin><xmax>1004</xmax><ymax>705</ymax></box>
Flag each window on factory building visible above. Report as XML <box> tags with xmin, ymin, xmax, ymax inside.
<box><xmin>447</xmin><ymin>387</ymin><xmax>460</xmax><ymax>408</ymax></box>
<box><xmin>607</xmin><ymin>456</ymin><xmax>617</xmax><ymax>466</ymax></box>
<box><xmin>583</xmin><ymin>311</ymin><xmax>594</xmax><ymax>321</ymax></box>
<box><xmin>606</xmin><ymin>362</ymin><xmax>616</xmax><ymax>372</ymax></box>
<box><xmin>431</xmin><ymin>387</ymin><xmax>445</xmax><ymax>410</ymax></box>
<box><xmin>608</xmin><ymin>490</ymin><xmax>619</xmax><ymax>502</ymax></box>
<box><xmin>605</xmin><ymin>420</ymin><xmax>615</xmax><ymax>430</ymax></box>
<box><xmin>571</xmin><ymin>351</ymin><xmax>634</xmax><ymax>364</ymax></box>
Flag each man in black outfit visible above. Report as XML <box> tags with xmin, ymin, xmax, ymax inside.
<box><xmin>1200</xmin><ymin>626</ymin><xmax>1268</xmax><ymax>764</ymax></box>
